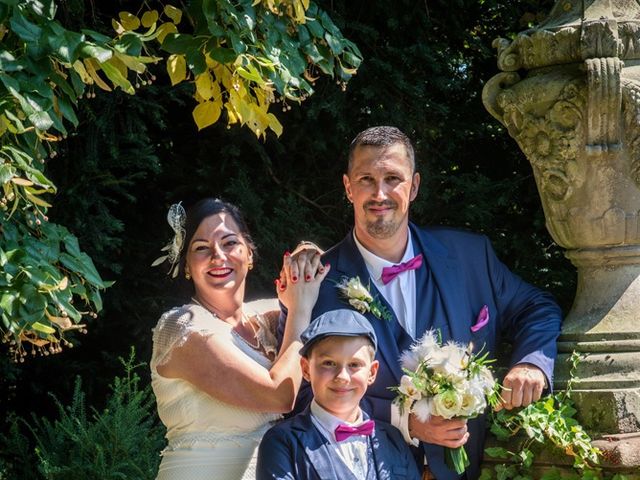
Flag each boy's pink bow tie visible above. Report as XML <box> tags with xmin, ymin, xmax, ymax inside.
<box><xmin>381</xmin><ymin>254</ymin><xmax>423</xmax><ymax>285</ymax></box>
<box><xmin>334</xmin><ymin>420</ymin><xmax>375</xmax><ymax>441</ymax></box>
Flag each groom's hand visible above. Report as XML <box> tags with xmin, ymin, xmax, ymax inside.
<box><xmin>408</xmin><ymin>414</ymin><xmax>469</xmax><ymax>448</ymax></box>
<box><xmin>496</xmin><ymin>363</ymin><xmax>546</xmax><ymax>411</ymax></box>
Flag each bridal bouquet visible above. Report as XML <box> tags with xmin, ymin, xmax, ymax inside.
<box><xmin>392</xmin><ymin>330</ymin><xmax>500</xmax><ymax>474</ymax></box>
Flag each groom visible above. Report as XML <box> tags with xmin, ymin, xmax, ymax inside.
<box><xmin>302</xmin><ymin>126</ymin><xmax>562</xmax><ymax>479</ymax></box>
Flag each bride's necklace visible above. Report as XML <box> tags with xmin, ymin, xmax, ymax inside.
<box><xmin>191</xmin><ymin>297</ymin><xmax>262</xmax><ymax>350</ymax></box>
<box><xmin>233</xmin><ymin>314</ymin><xmax>261</xmax><ymax>350</ymax></box>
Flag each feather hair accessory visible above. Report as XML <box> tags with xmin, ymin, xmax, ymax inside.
<box><xmin>151</xmin><ymin>202</ymin><xmax>186</xmax><ymax>278</ymax></box>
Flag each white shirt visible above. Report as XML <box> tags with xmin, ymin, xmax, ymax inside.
<box><xmin>310</xmin><ymin>400</ymin><xmax>371</xmax><ymax>479</ymax></box>
<box><xmin>352</xmin><ymin>231</ymin><xmax>419</xmax><ymax>445</ymax></box>
<box><xmin>352</xmin><ymin>232</ymin><xmax>418</xmax><ymax>340</ymax></box>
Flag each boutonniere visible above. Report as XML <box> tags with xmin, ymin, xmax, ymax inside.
<box><xmin>336</xmin><ymin>276</ymin><xmax>392</xmax><ymax>321</ymax></box>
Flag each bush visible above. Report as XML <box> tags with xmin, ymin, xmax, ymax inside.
<box><xmin>0</xmin><ymin>349</ymin><xmax>165</xmax><ymax>480</ymax></box>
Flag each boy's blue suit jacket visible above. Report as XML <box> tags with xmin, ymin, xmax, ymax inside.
<box><xmin>295</xmin><ymin>223</ymin><xmax>562</xmax><ymax>480</ymax></box>
<box><xmin>256</xmin><ymin>407</ymin><xmax>421</xmax><ymax>480</ymax></box>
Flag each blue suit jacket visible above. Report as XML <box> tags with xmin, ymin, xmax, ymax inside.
<box><xmin>298</xmin><ymin>224</ymin><xmax>562</xmax><ymax>479</ymax></box>
<box><xmin>256</xmin><ymin>407</ymin><xmax>421</xmax><ymax>480</ymax></box>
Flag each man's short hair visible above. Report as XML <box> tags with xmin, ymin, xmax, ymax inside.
<box><xmin>347</xmin><ymin>126</ymin><xmax>415</xmax><ymax>173</ymax></box>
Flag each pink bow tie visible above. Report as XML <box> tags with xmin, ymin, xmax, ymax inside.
<box><xmin>334</xmin><ymin>419</ymin><xmax>375</xmax><ymax>442</ymax></box>
<box><xmin>381</xmin><ymin>254</ymin><xmax>423</xmax><ymax>285</ymax></box>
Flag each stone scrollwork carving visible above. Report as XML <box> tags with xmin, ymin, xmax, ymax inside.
<box><xmin>622</xmin><ymin>75</ymin><xmax>640</xmax><ymax>188</ymax></box>
<box><xmin>486</xmin><ymin>77</ymin><xmax>586</xmax><ymax>203</ymax></box>
<box><xmin>585</xmin><ymin>57</ymin><xmax>622</xmax><ymax>154</ymax></box>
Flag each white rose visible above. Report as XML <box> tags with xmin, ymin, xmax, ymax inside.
<box><xmin>458</xmin><ymin>386</ymin><xmax>485</xmax><ymax>417</ymax></box>
<box><xmin>348</xmin><ymin>298</ymin><xmax>370</xmax><ymax>314</ymax></box>
<box><xmin>398</xmin><ymin>375</ymin><xmax>422</xmax><ymax>401</ymax></box>
<box><xmin>432</xmin><ymin>389</ymin><xmax>463</xmax><ymax>419</ymax></box>
<box><xmin>346</xmin><ymin>277</ymin><xmax>373</xmax><ymax>301</ymax></box>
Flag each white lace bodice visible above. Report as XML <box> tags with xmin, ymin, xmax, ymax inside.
<box><xmin>150</xmin><ymin>299</ymin><xmax>282</xmax><ymax>449</ymax></box>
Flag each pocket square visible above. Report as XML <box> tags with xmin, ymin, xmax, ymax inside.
<box><xmin>470</xmin><ymin>305</ymin><xmax>489</xmax><ymax>332</ymax></box>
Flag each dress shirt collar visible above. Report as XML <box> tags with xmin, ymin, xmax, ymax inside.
<box><xmin>310</xmin><ymin>399</ymin><xmax>366</xmax><ymax>442</ymax></box>
<box><xmin>352</xmin><ymin>230</ymin><xmax>415</xmax><ymax>283</ymax></box>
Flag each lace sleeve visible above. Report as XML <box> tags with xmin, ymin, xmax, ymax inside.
<box><xmin>245</xmin><ymin>298</ymin><xmax>280</xmax><ymax>358</ymax></box>
<box><xmin>150</xmin><ymin>304</ymin><xmax>224</xmax><ymax>371</ymax></box>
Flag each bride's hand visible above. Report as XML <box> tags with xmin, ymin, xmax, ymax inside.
<box><xmin>276</xmin><ymin>242</ymin><xmax>324</xmax><ymax>293</ymax></box>
<box><xmin>276</xmin><ymin>251</ymin><xmax>329</xmax><ymax>314</ymax></box>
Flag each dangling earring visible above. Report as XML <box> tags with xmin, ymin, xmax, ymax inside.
<box><xmin>185</xmin><ymin>270</ymin><xmax>191</xmax><ymax>280</ymax></box>
<box><xmin>247</xmin><ymin>262</ymin><xmax>254</xmax><ymax>271</ymax></box>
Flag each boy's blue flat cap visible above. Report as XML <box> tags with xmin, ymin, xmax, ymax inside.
<box><xmin>299</xmin><ymin>309</ymin><xmax>377</xmax><ymax>356</ymax></box>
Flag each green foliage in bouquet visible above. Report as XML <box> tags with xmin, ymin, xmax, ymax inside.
<box><xmin>481</xmin><ymin>352</ymin><xmax>627</xmax><ymax>480</ymax></box>
<box><xmin>0</xmin><ymin>349</ymin><xmax>165</xmax><ymax>480</ymax></box>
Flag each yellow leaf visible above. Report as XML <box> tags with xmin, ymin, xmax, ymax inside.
<box><xmin>114</xmin><ymin>52</ymin><xmax>146</xmax><ymax>74</ymax></box>
<box><xmin>164</xmin><ymin>5</ymin><xmax>182</xmax><ymax>24</ymax></box>
<box><xmin>72</xmin><ymin>60</ymin><xmax>92</xmax><ymax>84</ymax></box>
<box><xmin>0</xmin><ymin>114</ymin><xmax>8</xmax><ymax>136</ymax></box>
<box><xmin>108</xmin><ymin>55</ymin><xmax>128</xmax><ymax>79</ymax></box>
<box><xmin>25</xmin><ymin>191</ymin><xmax>52</xmax><ymax>208</ymax></box>
<box><xmin>118</xmin><ymin>11</ymin><xmax>140</xmax><ymax>31</ymax></box>
<box><xmin>267</xmin><ymin>113</ymin><xmax>283</xmax><ymax>137</ymax></box>
<box><xmin>192</xmin><ymin>100</ymin><xmax>222</xmax><ymax>130</ymax></box>
<box><xmin>226</xmin><ymin>102</ymin><xmax>239</xmax><ymax>124</ymax></box>
<box><xmin>141</xmin><ymin>10</ymin><xmax>159</xmax><ymax>28</ymax></box>
<box><xmin>195</xmin><ymin>72</ymin><xmax>214</xmax><ymax>100</ymax></box>
<box><xmin>166</xmin><ymin>54</ymin><xmax>186</xmax><ymax>86</ymax></box>
<box><xmin>301</xmin><ymin>0</ymin><xmax>310</xmax><ymax>9</ymax></box>
<box><xmin>84</xmin><ymin>58</ymin><xmax>112</xmax><ymax>91</ymax></box>
<box><xmin>32</xmin><ymin>321</ymin><xmax>56</xmax><ymax>334</ymax></box>
<box><xmin>293</xmin><ymin>0</ymin><xmax>306</xmax><ymax>23</ymax></box>
<box><xmin>11</xmin><ymin>177</ymin><xmax>34</xmax><ymax>186</ymax></box>
<box><xmin>111</xmin><ymin>19</ymin><xmax>125</xmax><ymax>35</ymax></box>
<box><xmin>156</xmin><ymin>22</ymin><xmax>178</xmax><ymax>44</ymax></box>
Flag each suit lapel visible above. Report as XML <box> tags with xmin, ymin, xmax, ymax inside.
<box><xmin>293</xmin><ymin>409</ymin><xmax>339</xmax><ymax>480</ymax></box>
<box><xmin>410</xmin><ymin>224</ymin><xmax>471</xmax><ymax>345</ymax></box>
<box><xmin>336</xmin><ymin>233</ymin><xmax>405</xmax><ymax>384</ymax></box>
<box><xmin>370</xmin><ymin>425</ymin><xmax>391</xmax><ymax>480</ymax></box>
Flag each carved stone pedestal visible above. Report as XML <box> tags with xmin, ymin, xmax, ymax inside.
<box><xmin>483</xmin><ymin>0</ymin><xmax>640</xmax><ymax>475</ymax></box>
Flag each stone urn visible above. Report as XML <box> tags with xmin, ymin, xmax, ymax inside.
<box><xmin>483</xmin><ymin>0</ymin><xmax>640</xmax><ymax>472</ymax></box>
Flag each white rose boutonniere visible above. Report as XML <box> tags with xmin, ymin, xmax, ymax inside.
<box><xmin>336</xmin><ymin>276</ymin><xmax>392</xmax><ymax>321</ymax></box>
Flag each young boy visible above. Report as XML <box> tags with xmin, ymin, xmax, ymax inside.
<box><xmin>256</xmin><ymin>309</ymin><xmax>421</xmax><ymax>480</ymax></box>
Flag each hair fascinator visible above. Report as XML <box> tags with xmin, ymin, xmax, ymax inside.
<box><xmin>151</xmin><ymin>202</ymin><xmax>186</xmax><ymax>278</ymax></box>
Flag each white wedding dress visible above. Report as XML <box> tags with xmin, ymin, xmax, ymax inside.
<box><xmin>150</xmin><ymin>299</ymin><xmax>281</xmax><ymax>480</ymax></box>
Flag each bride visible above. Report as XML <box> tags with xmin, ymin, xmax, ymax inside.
<box><xmin>150</xmin><ymin>198</ymin><xmax>327</xmax><ymax>479</ymax></box>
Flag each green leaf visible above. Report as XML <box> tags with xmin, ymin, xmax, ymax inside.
<box><xmin>32</xmin><ymin>321</ymin><xmax>55</xmax><ymax>334</ymax></box>
<box><xmin>100</xmin><ymin>61</ymin><xmax>134</xmax><ymax>94</ymax></box>
<box><xmin>161</xmin><ymin>33</ymin><xmax>199</xmax><ymax>54</ymax></box>
<box><xmin>79</xmin><ymin>42</ymin><xmax>113</xmax><ymax>63</ymax></box>
<box><xmin>185</xmin><ymin>46</ymin><xmax>207</xmax><ymax>75</ymax></box>
<box><xmin>27</xmin><ymin>0</ymin><xmax>56</xmax><ymax>20</ymax></box>
<box><xmin>80</xmin><ymin>28</ymin><xmax>111</xmax><ymax>43</ymax></box>
<box><xmin>55</xmin><ymin>95</ymin><xmax>79</xmax><ymax>127</ymax></box>
<box><xmin>59</xmin><ymin>252</ymin><xmax>106</xmax><ymax>289</ymax></box>
<box><xmin>115</xmin><ymin>33</ymin><xmax>143</xmax><ymax>56</ymax></box>
<box><xmin>485</xmin><ymin>447</ymin><xmax>511</xmax><ymax>459</ymax></box>
<box><xmin>207</xmin><ymin>46</ymin><xmax>237</xmax><ymax>64</ymax></box>
<box><xmin>45</xmin><ymin>27</ymin><xmax>85</xmax><ymax>62</ymax></box>
<box><xmin>0</xmin><ymin>50</ymin><xmax>22</xmax><ymax>72</ymax></box>
<box><xmin>0</xmin><ymin>163</ymin><xmax>16</xmax><ymax>184</ymax></box>
<box><xmin>10</xmin><ymin>10</ymin><xmax>42</xmax><ymax>43</ymax></box>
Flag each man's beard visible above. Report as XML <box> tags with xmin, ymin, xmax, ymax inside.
<box><xmin>363</xmin><ymin>201</ymin><xmax>400</xmax><ymax>239</ymax></box>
